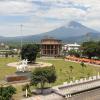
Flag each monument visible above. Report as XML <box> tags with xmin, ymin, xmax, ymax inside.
<box><xmin>6</xmin><ymin>59</ymin><xmax>30</xmax><ymax>83</ymax></box>
<box><xmin>7</xmin><ymin>59</ymin><xmax>53</xmax><ymax>83</ymax></box>
<box><xmin>17</xmin><ymin>59</ymin><xmax>29</xmax><ymax>72</ymax></box>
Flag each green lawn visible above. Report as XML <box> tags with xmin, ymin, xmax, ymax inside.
<box><xmin>0</xmin><ymin>57</ymin><xmax>100</xmax><ymax>85</ymax></box>
<box><xmin>0</xmin><ymin>58</ymin><xmax>100</xmax><ymax>85</ymax></box>
<box><xmin>0</xmin><ymin>57</ymin><xmax>18</xmax><ymax>80</ymax></box>
<box><xmin>37</xmin><ymin>58</ymin><xmax>100</xmax><ymax>86</ymax></box>
<box><xmin>0</xmin><ymin>57</ymin><xmax>100</xmax><ymax>100</ymax></box>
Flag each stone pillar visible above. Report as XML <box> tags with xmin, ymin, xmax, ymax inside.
<box><xmin>44</xmin><ymin>45</ymin><xmax>46</xmax><ymax>55</ymax></box>
<box><xmin>57</xmin><ymin>45</ymin><xmax>59</xmax><ymax>56</ymax></box>
<box><xmin>50</xmin><ymin>45</ymin><xmax>51</xmax><ymax>56</ymax></box>
<box><xmin>41</xmin><ymin>45</ymin><xmax>43</xmax><ymax>55</ymax></box>
<box><xmin>53</xmin><ymin>45</ymin><xmax>55</xmax><ymax>56</ymax></box>
<box><xmin>46</xmin><ymin>45</ymin><xmax>48</xmax><ymax>56</ymax></box>
<box><xmin>42</xmin><ymin>45</ymin><xmax>45</xmax><ymax>56</ymax></box>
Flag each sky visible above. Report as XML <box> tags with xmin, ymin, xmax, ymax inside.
<box><xmin>0</xmin><ymin>0</ymin><xmax>100</xmax><ymax>37</ymax></box>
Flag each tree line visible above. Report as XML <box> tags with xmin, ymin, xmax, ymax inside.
<box><xmin>81</xmin><ymin>41</ymin><xmax>100</xmax><ymax>59</ymax></box>
<box><xmin>68</xmin><ymin>41</ymin><xmax>100</xmax><ymax>59</ymax></box>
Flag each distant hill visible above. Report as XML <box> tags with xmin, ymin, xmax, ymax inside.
<box><xmin>0</xmin><ymin>21</ymin><xmax>100</xmax><ymax>43</ymax></box>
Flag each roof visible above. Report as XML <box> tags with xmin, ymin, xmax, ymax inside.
<box><xmin>64</xmin><ymin>43</ymin><xmax>80</xmax><ymax>47</ymax></box>
<box><xmin>41</xmin><ymin>37</ymin><xmax>62</xmax><ymax>44</ymax></box>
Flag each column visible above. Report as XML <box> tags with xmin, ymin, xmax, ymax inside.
<box><xmin>50</xmin><ymin>45</ymin><xmax>51</xmax><ymax>56</ymax></box>
<box><xmin>58</xmin><ymin>45</ymin><xmax>60</xmax><ymax>55</ymax></box>
<box><xmin>53</xmin><ymin>45</ymin><xmax>55</xmax><ymax>56</ymax></box>
<box><xmin>46</xmin><ymin>45</ymin><xmax>47</xmax><ymax>56</ymax></box>
<box><xmin>41</xmin><ymin>45</ymin><xmax>43</xmax><ymax>55</ymax></box>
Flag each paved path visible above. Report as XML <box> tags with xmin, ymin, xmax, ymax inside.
<box><xmin>22</xmin><ymin>78</ymin><xmax>100</xmax><ymax>100</ymax></box>
<box><xmin>7</xmin><ymin>62</ymin><xmax>53</xmax><ymax>68</ymax></box>
<box><xmin>22</xmin><ymin>93</ymin><xmax>65</xmax><ymax>100</ymax></box>
<box><xmin>22</xmin><ymin>77</ymin><xmax>100</xmax><ymax>100</ymax></box>
<box><xmin>68</xmin><ymin>88</ymin><xmax>100</xmax><ymax>100</ymax></box>
<box><xmin>22</xmin><ymin>88</ymin><xmax>100</xmax><ymax>100</ymax></box>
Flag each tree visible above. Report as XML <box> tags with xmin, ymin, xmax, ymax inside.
<box><xmin>68</xmin><ymin>66</ymin><xmax>74</xmax><ymax>81</ymax></box>
<box><xmin>31</xmin><ymin>66</ymin><xmax>57</xmax><ymax>94</ymax></box>
<box><xmin>22</xmin><ymin>84</ymin><xmax>31</xmax><ymax>97</ymax></box>
<box><xmin>0</xmin><ymin>85</ymin><xmax>16</xmax><ymax>100</ymax></box>
<box><xmin>68</xmin><ymin>49</ymin><xmax>81</xmax><ymax>57</ymax></box>
<box><xmin>5</xmin><ymin>52</ymin><xmax>8</xmax><ymax>58</ymax></box>
<box><xmin>96</xmin><ymin>41</ymin><xmax>100</xmax><ymax>58</ymax></box>
<box><xmin>80</xmin><ymin>62</ymin><xmax>86</xmax><ymax>74</ymax></box>
<box><xmin>21</xmin><ymin>44</ymin><xmax>39</xmax><ymax>63</ymax></box>
<box><xmin>80</xmin><ymin>62</ymin><xmax>86</xmax><ymax>68</ymax></box>
<box><xmin>81</xmin><ymin>41</ymin><xmax>100</xmax><ymax>59</ymax></box>
<box><xmin>69</xmin><ymin>66</ymin><xmax>74</xmax><ymax>73</ymax></box>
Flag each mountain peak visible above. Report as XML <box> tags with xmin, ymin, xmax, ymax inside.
<box><xmin>69</xmin><ymin>21</ymin><xmax>81</xmax><ymax>26</ymax></box>
<box><xmin>64</xmin><ymin>21</ymin><xmax>84</xmax><ymax>29</ymax></box>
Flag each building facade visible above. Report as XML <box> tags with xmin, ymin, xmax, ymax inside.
<box><xmin>62</xmin><ymin>43</ymin><xmax>80</xmax><ymax>51</ymax></box>
<box><xmin>41</xmin><ymin>38</ymin><xmax>62</xmax><ymax>57</ymax></box>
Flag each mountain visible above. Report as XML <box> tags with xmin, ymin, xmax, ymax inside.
<box><xmin>64</xmin><ymin>32</ymin><xmax>100</xmax><ymax>43</ymax></box>
<box><xmin>34</xmin><ymin>21</ymin><xmax>99</xmax><ymax>39</ymax></box>
<box><xmin>0</xmin><ymin>21</ymin><xmax>100</xmax><ymax>43</ymax></box>
<box><xmin>22</xmin><ymin>21</ymin><xmax>100</xmax><ymax>42</ymax></box>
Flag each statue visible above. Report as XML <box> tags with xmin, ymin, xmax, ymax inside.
<box><xmin>17</xmin><ymin>59</ymin><xmax>28</xmax><ymax>72</ymax></box>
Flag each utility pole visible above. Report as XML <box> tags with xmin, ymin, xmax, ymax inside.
<box><xmin>20</xmin><ymin>24</ymin><xmax>23</xmax><ymax>60</ymax></box>
<box><xmin>20</xmin><ymin>24</ymin><xmax>23</xmax><ymax>50</ymax></box>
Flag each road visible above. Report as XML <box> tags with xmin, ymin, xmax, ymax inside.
<box><xmin>68</xmin><ymin>88</ymin><xmax>100</xmax><ymax>100</ymax></box>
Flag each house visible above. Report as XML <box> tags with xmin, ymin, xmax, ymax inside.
<box><xmin>63</xmin><ymin>43</ymin><xmax>80</xmax><ymax>51</ymax></box>
<box><xmin>41</xmin><ymin>37</ymin><xmax>62</xmax><ymax>57</ymax></box>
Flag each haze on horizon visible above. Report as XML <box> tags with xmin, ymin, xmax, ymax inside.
<box><xmin>0</xmin><ymin>0</ymin><xmax>100</xmax><ymax>37</ymax></box>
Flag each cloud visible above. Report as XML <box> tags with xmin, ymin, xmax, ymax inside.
<box><xmin>35</xmin><ymin>7</ymin><xmax>87</xmax><ymax>21</ymax></box>
<box><xmin>0</xmin><ymin>0</ymin><xmax>34</xmax><ymax>15</ymax></box>
<box><xmin>0</xmin><ymin>16</ymin><xmax>62</xmax><ymax>37</ymax></box>
<box><xmin>0</xmin><ymin>0</ymin><xmax>100</xmax><ymax>36</ymax></box>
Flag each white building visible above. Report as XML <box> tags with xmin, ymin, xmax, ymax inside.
<box><xmin>63</xmin><ymin>43</ymin><xmax>80</xmax><ymax>51</ymax></box>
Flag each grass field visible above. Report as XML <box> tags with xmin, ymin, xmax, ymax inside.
<box><xmin>37</xmin><ymin>58</ymin><xmax>100</xmax><ymax>86</ymax></box>
<box><xmin>0</xmin><ymin>57</ymin><xmax>100</xmax><ymax>100</ymax></box>
<box><xmin>0</xmin><ymin>57</ymin><xmax>18</xmax><ymax>80</ymax></box>
<box><xmin>0</xmin><ymin>57</ymin><xmax>100</xmax><ymax>84</ymax></box>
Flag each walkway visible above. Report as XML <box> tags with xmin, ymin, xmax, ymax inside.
<box><xmin>22</xmin><ymin>93</ymin><xmax>65</xmax><ymax>100</ymax></box>
<box><xmin>22</xmin><ymin>74</ymin><xmax>100</xmax><ymax>100</ymax></box>
<box><xmin>22</xmin><ymin>88</ymin><xmax>100</xmax><ymax>100</ymax></box>
<box><xmin>68</xmin><ymin>88</ymin><xmax>100</xmax><ymax>100</ymax></box>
